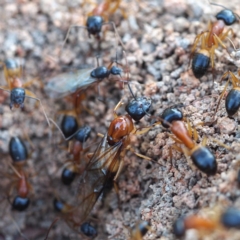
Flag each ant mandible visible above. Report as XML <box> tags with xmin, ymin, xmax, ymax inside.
<box><xmin>160</xmin><ymin>107</ymin><xmax>217</xmax><ymax>175</ymax></box>
<box><xmin>191</xmin><ymin>2</ymin><xmax>238</xmax><ymax>78</ymax></box>
<box><xmin>0</xmin><ymin>59</ymin><xmax>50</xmax><ymax>127</ymax></box>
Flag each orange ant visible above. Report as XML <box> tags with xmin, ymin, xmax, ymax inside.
<box><xmin>61</xmin><ymin>0</ymin><xmax>125</xmax><ymax>51</ymax></box>
<box><xmin>0</xmin><ymin>59</ymin><xmax>50</xmax><ymax>126</ymax></box>
<box><xmin>7</xmin><ymin>136</ymin><xmax>31</xmax><ymax>211</ymax></box>
<box><xmin>48</xmin><ymin>96</ymin><xmax>153</xmax><ymax>233</ymax></box>
<box><xmin>173</xmin><ymin>206</ymin><xmax>240</xmax><ymax>238</ymax></box>
<box><xmin>191</xmin><ymin>2</ymin><xmax>238</xmax><ymax>78</ymax></box>
<box><xmin>160</xmin><ymin>107</ymin><xmax>217</xmax><ymax>175</ymax></box>
<box><xmin>214</xmin><ymin>70</ymin><xmax>240</xmax><ymax>117</ymax></box>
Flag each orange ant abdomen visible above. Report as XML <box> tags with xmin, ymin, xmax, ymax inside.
<box><xmin>107</xmin><ymin>115</ymin><xmax>134</xmax><ymax>146</ymax></box>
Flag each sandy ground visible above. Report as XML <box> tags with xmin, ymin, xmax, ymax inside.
<box><xmin>1</xmin><ymin>0</ymin><xmax>240</xmax><ymax>239</ymax></box>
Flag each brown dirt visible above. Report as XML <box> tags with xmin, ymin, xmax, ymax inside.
<box><xmin>1</xmin><ymin>0</ymin><xmax>240</xmax><ymax>240</ymax></box>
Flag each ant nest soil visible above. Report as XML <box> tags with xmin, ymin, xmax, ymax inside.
<box><xmin>1</xmin><ymin>0</ymin><xmax>240</xmax><ymax>240</ymax></box>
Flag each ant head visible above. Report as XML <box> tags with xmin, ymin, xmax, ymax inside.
<box><xmin>61</xmin><ymin>115</ymin><xmax>79</xmax><ymax>138</ymax></box>
<box><xmin>4</xmin><ymin>59</ymin><xmax>19</xmax><ymax>70</ymax></box>
<box><xmin>9</xmin><ymin>136</ymin><xmax>28</xmax><ymax>163</ymax></box>
<box><xmin>86</xmin><ymin>16</ymin><xmax>104</xmax><ymax>35</ymax></box>
<box><xmin>90</xmin><ymin>66</ymin><xmax>109</xmax><ymax>79</ymax></box>
<box><xmin>173</xmin><ymin>217</ymin><xmax>186</xmax><ymax>237</ymax></box>
<box><xmin>221</xmin><ymin>207</ymin><xmax>240</xmax><ymax>228</ymax></box>
<box><xmin>161</xmin><ymin>107</ymin><xmax>183</xmax><ymax>128</ymax></box>
<box><xmin>216</xmin><ymin>9</ymin><xmax>237</xmax><ymax>25</ymax></box>
<box><xmin>80</xmin><ymin>222</ymin><xmax>98</xmax><ymax>238</ymax></box>
<box><xmin>74</xmin><ymin>126</ymin><xmax>91</xmax><ymax>143</ymax></box>
<box><xmin>62</xmin><ymin>167</ymin><xmax>76</xmax><ymax>185</ymax></box>
<box><xmin>53</xmin><ymin>198</ymin><xmax>64</xmax><ymax>212</ymax></box>
<box><xmin>12</xmin><ymin>196</ymin><xmax>30</xmax><ymax>211</ymax></box>
<box><xmin>137</xmin><ymin>221</ymin><xmax>151</xmax><ymax>236</ymax></box>
<box><xmin>125</xmin><ymin>97</ymin><xmax>152</xmax><ymax>121</ymax></box>
<box><xmin>110</xmin><ymin>65</ymin><xmax>122</xmax><ymax>76</ymax></box>
<box><xmin>10</xmin><ymin>88</ymin><xmax>25</xmax><ymax>109</ymax></box>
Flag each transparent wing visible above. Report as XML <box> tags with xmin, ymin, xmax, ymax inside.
<box><xmin>44</xmin><ymin>68</ymin><xmax>95</xmax><ymax>99</ymax></box>
<box><xmin>73</xmin><ymin>134</ymin><xmax>123</xmax><ymax>223</ymax></box>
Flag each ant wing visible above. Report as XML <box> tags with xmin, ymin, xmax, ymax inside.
<box><xmin>44</xmin><ymin>68</ymin><xmax>95</xmax><ymax>99</ymax></box>
<box><xmin>73</xmin><ymin>134</ymin><xmax>123</xmax><ymax>223</ymax></box>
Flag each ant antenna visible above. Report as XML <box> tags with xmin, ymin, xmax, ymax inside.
<box><xmin>122</xmin><ymin>50</ymin><xmax>136</xmax><ymax>100</ymax></box>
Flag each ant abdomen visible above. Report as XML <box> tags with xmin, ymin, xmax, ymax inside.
<box><xmin>192</xmin><ymin>50</ymin><xmax>210</xmax><ymax>79</ymax></box>
<box><xmin>190</xmin><ymin>146</ymin><xmax>217</xmax><ymax>175</ymax></box>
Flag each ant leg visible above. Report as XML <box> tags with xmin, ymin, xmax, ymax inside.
<box><xmin>0</xmin><ymin>86</ymin><xmax>10</xmax><ymax>92</ymax></box>
<box><xmin>213</xmin><ymin>34</ymin><xmax>227</xmax><ymax>49</ymax></box>
<box><xmin>61</xmin><ymin>25</ymin><xmax>88</xmax><ymax>53</ymax></box>
<box><xmin>44</xmin><ymin>218</ymin><xmax>60</xmax><ymax>240</ymax></box>
<box><xmin>102</xmin><ymin>22</ymin><xmax>125</xmax><ymax>50</ymax></box>
<box><xmin>219</xmin><ymin>28</ymin><xmax>235</xmax><ymax>43</ymax></box>
<box><xmin>9</xmin><ymin>215</ymin><xmax>29</xmax><ymax>240</ymax></box>
<box><xmin>22</xmin><ymin>77</ymin><xmax>41</xmax><ymax>88</ymax></box>
<box><xmin>24</xmin><ymin>89</ymin><xmax>50</xmax><ymax>128</ymax></box>
<box><xmin>213</xmin><ymin>76</ymin><xmax>230</xmax><ymax>116</ymax></box>
<box><xmin>228</xmin><ymin>71</ymin><xmax>239</xmax><ymax>87</ymax></box>
<box><xmin>113</xmin><ymin>99</ymin><xmax>124</xmax><ymax>118</ymax></box>
<box><xmin>191</xmin><ymin>32</ymin><xmax>205</xmax><ymax>54</ymax></box>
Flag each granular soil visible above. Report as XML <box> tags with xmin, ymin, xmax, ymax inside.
<box><xmin>1</xmin><ymin>0</ymin><xmax>240</xmax><ymax>239</ymax></box>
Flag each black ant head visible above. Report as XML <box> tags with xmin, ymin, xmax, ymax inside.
<box><xmin>161</xmin><ymin>107</ymin><xmax>183</xmax><ymax>128</ymax></box>
<box><xmin>12</xmin><ymin>196</ymin><xmax>30</xmax><ymax>211</ymax></box>
<box><xmin>61</xmin><ymin>115</ymin><xmax>79</xmax><ymax>138</ymax></box>
<box><xmin>173</xmin><ymin>217</ymin><xmax>186</xmax><ymax>237</ymax></box>
<box><xmin>53</xmin><ymin>198</ymin><xmax>64</xmax><ymax>212</ymax></box>
<box><xmin>74</xmin><ymin>126</ymin><xmax>91</xmax><ymax>143</ymax></box>
<box><xmin>80</xmin><ymin>222</ymin><xmax>98</xmax><ymax>238</ymax></box>
<box><xmin>90</xmin><ymin>66</ymin><xmax>109</xmax><ymax>79</ymax></box>
<box><xmin>125</xmin><ymin>97</ymin><xmax>152</xmax><ymax>121</ymax></box>
<box><xmin>61</xmin><ymin>167</ymin><xmax>76</xmax><ymax>185</ymax></box>
<box><xmin>216</xmin><ymin>9</ymin><xmax>237</xmax><ymax>25</ymax></box>
<box><xmin>86</xmin><ymin>16</ymin><xmax>104</xmax><ymax>35</ymax></box>
<box><xmin>9</xmin><ymin>136</ymin><xmax>28</xmax><ymax>163</ymax></box>
<box><xmin>110</xmin><ymin>65</ymin><xmax>122</xmax><ymax>76</ymax></box>
<box><xmin>10</xmin><ymin>88</ymin><xmax>25</xmax><ymax>109</ymax></box>
<box><xmin>4</xmin><ymin>59</ymin><xmax>18</xmax><ymax>70</ymax></box>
